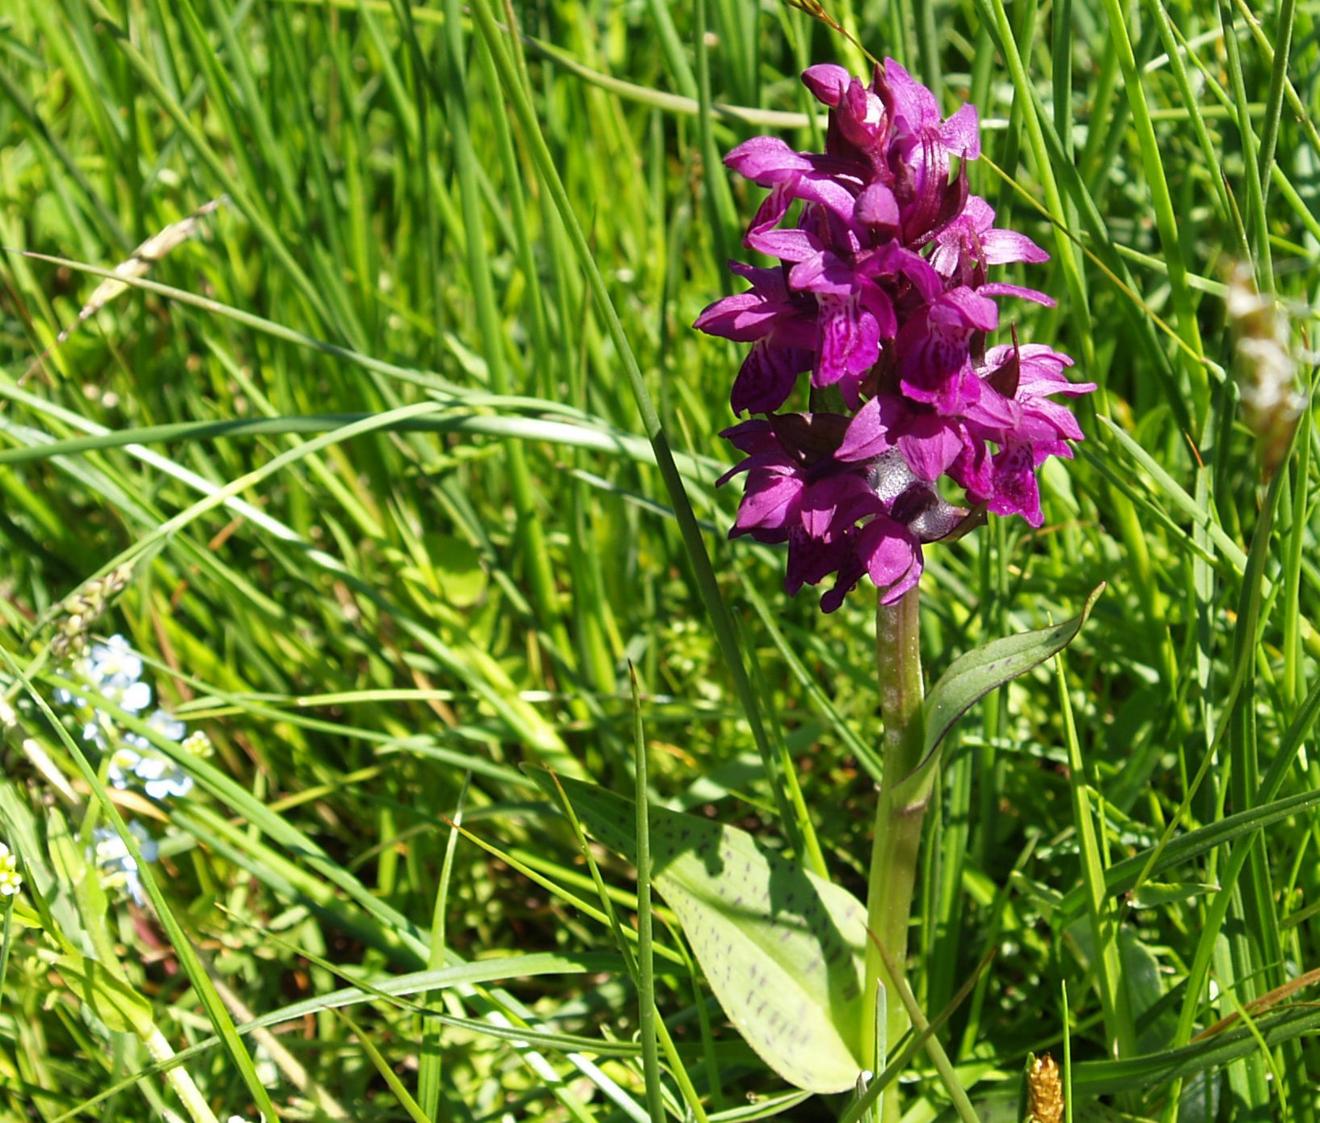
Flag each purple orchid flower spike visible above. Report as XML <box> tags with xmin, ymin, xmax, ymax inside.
<box><xmin>695</xmin><ymin>57</ymin><xmax>1093</xmax><ymax>611</ymax></box>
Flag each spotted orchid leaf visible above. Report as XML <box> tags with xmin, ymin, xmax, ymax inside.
<box><xmin>538</xmin><ymin>773</ymin><xmax>868</xmax><ymax>1093</ymax></box>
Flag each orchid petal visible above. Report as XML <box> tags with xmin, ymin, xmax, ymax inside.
<box><xmin>897</xmin><ymin>415</ymin><xmax>964</xmax><ymax>480</ymax></box>
<box><xmin>837</xmin><ymin>394</ymin><xmax>904</xmax><ymax>461</ymax></box>
<box><xmin>731</xmin><ymin>343</ymin><xmax>811</xmax><ymax>414</ymax></box>
<box><xmin>802</xmin><ymin>64</ymin><xmax>851</xmax><ymax>107</ymax></box>
<box><xmin>979</xmin><ymin>281</ymin><xmax>1055</xmax><ymax>307</ymax></box>
<box><xmin>940</xmin><ymin>103</ymin><xmax>981</xmax><ymax>159</ymax></box>
<box><xmin>981</xmin><ymin>228</ymin><xmax>1050</xmax><ymax>265</ymax></box>
<box><xmin>725</xmin><ymin>136</ymin><xmax>812</xmax><ymax>182</ymax></box>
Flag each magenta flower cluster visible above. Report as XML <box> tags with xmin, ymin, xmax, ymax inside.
<box><xmin>696</xmin><ymin>60</ymin><xmax>1094</xmax><ymax>612</ymax></box>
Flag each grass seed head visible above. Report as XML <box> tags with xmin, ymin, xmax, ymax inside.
<box><xmin>1026</xmin><ymin>1052</ymin><xmax>1063</xmax><ymax>1123</ymax></box>
<box><xmin>1226</xmin><ymin>262</ymin><xmax>1303</xmax><ymax>480</ymax></box>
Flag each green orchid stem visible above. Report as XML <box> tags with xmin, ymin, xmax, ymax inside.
<box><xmin>863</xmin><ymin>584</ymin><xmax>932</xmax><ymax>1123</ymax></box>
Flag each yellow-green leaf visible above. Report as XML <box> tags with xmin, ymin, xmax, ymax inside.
<box><xmin>53</xmin><ymin>951</ymin><xmax>154</xmax><ymax>1037</ymax></box>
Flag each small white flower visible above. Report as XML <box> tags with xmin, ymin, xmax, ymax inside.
<box><xmin>53</xmin><ymin>686</ymin><xmax>78</xmax><ymax>706</ymax></box>
<box><xmin>88</xmin><ymin>635</ymin><xmax>143</xmax><ymax>684</ymax></box>
<box><xmin>81</xmin><ymin>636</ymin><xmax>151</xmax><ymax>714</ymax></box>
<box><xmin>108</xmin><ymin>746</ymin><xmax>143</xmax><ymax>789</ymax></box>
<box><xmin>104</xmin><ymin>679</ymin><xmax>152</xmax><ymax>714</ymax></box>
<box><xmin>92</xmin><ymin>822</ymin><xmax>158</xmax><ymax>904</ymax></box>
<box><xmin>182</xmin><ymin>730</ymin><xmax>213</xmax><ymax>758</ymax></box>
<box><xmin>0</xmin><ymin>843</ymin><xmax>22</xmax><ymax>897</ymax></box>
<box><xmin>136</xmin><ymin>755</ymin><xmax>193</xmax><ymax>801</ymax></box>
<box><xmin>109</xmin><ymin>744</ymin><xmax>193</xmax><ymax>800</ymax></box>
<box><xmin>126</xmin><ymin>708</ymin><xmax>187</xmax><ymax>745</ymax></box>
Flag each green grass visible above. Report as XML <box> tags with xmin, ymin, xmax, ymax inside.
<box><xmin>0</xmin><ymin>0</ymin><xmax>1318</xmax><ymax>1119</ymax></box>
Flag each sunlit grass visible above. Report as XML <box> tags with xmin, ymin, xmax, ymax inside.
<box><xmin>0</xmin><ymin>0</ymin><xmax>1317</xmax><ymax>1118</ymax></box>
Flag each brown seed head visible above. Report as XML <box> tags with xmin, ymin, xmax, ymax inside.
<box><xmin>1226</xmin><ymin>262</ymin><xmax>1303</xmax><ymax>480</ymax></box>
<box><xmin>50</xmin><ymin>563</ymin><xmax>135</xmax><ymax>659</ymax></box>
<box><xmin>1026</xmin><ymin>1052</ymin><xmax>1063</xmax><ymax>1123</ymax></box>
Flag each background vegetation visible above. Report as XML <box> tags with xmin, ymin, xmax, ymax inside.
<box><xmin>0</xmin><ymin>0</ymin><xmax>1317</xmax><ymax>1119</ymax></box>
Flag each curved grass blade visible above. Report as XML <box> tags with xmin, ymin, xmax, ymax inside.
<box><xmin>0</xmin><ymin>648</ymin><xmax>279</xmax><ymax>1121</ymax></box>
<box><xmin>469</xmin><ymin>0</ymin><xmax>824</xmax><ymax>876</ymax></box>
<box><xmin>1071</xmin><ymin>1004</ymin><xmax>1320</xmax><ymax>1096</ymax></box>
<box><xmin>0</xmin><ymin>406</ymin><xmax>719</xmax><ymax>482</ymax></box>
<box><xmin>1056</xmin><ymin>786</ymin><xmax>1320</xmax><ymax>922</ymax></box>
<box><xmin>50</xmin><ymin>951</ymin><xmax>624</xmax><ymax>1123</ymax></box>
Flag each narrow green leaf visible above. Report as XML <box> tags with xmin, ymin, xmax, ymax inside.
<box><xmin>1071</xmin><ymin>1004</ymin><xmax>1320</xmax><ymax>1095</ymax></box>
<box><xmin>1126</xmin><ymin>880</ymin><xmax>1220</xmax><ymax>909</ymax></box>
<box><xmin>536</xmin><ymin>772</ymin><xmax>866</xmax><ymax>1094</ymax></box>
<box><xmin>418</xmin><ymin>773</ymin><xmax>468</xmax><ymax>1119</ymax></box>
<box><xmin>1057</xmin><ymin>787</ymin><xmax>1320</xmax><ymax>921</ymax></box>
<box><xmin>335</xmin><ymin>1008</ymin><xmax>433</xmax><ymax>1123</ymax></box>
<box><xmin>51</xmin><ymin>951</ymin><xmax>154</xmax><ymax>1037</ymax></box>
<box><xmin>707</xmin><ymin>1090</ymin><xmax>813</xmax><ymax>1120</ymax></box>
<box><xmin>631</xmin><ymin>668</ymin><xmax>665</xmax><ymax>1123</ymax></box>
<box><xmin>916</xmin><ymin>585</ymin><xmax>1104</xmax><ymax>775</ymax></box>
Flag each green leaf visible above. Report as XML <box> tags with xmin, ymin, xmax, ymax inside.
<box><xmin>1126</xmin><ymin>880</ymin><xmax>1220</xmax><ymax>910</ymax></box>
<box><xmin>1057</xmin><ymin>787</ymin><xmax>1320</xmax><ymax>921</ymax></box>
<box><xmin>1071</xmin><ymin>1005</ymin><xmax>1320</xmax><ymax>1096</ymax></box>
<box><xmin>537</xmin><ymin>772</ymin><xmax>867</xmax><ymax>1094</ymax></box>
<box><xmin>52</xmin><ymin>951</ymin><xmax>154</xmax><ymax>1037</ymax></box>
<box><xmin>916</xmin><ymin>585</ymin><xmax>1104</xmax><ymax>775</ymax></box>
<box><xmin>334</xmin><ymin>1008</ymin><xmax>433</xmax><ymax>1123</ymax></box>
<box><xmin>1118</xmin><ymin>930</ymin><xmax>1177</xmax><ymax>1054</ymax></box>
<box><xmin>427</xmin><ymin>533</ymin><xmax>486</xmax><ymax>607</ymax></box>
